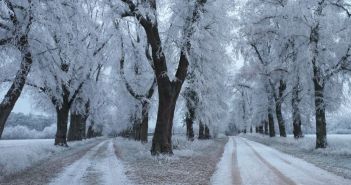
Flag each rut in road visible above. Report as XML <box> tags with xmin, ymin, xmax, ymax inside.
<box><xmin>233</xmin><ymin>137</ymin><xmax>351</xmax><ymax>185</ymax></box>
<box><xmin>231</xmin><ymin>138</ymin><xmax>242</xmax><ymax>185</ymax></box>
<box><xmin>49</xmin><ymin>139</ymin><xmax>131</xmax><ymax>185</ymax></box>
<box><xmin>0</xmin><ymin>139</ymin><xmax>104</xmax><ymax>185</ymax></box>
<box><xmin>238</xmin><ymin>137</ymin><xmax>296</xmax><ymax>185</ymax></box>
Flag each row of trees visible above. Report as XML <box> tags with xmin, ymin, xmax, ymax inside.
<box><xmin>0</xmin><ymin>0</ymin><xmax>233</xmax><ymax>155</ymax></box>
<box><xmin>231</xmin><ymin>0</ymin><xmax>351</xmax><ymax>148</ymax></box>
<box><xmin>2</xmin><ymin>0</ymin><xmax>348</xmax><ymax>155</ymax></box>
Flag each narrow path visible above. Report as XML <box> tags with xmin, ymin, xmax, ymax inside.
<box><xmin>1</xmin><ymin>139</ymin><xmax>104</xmax><ymax>185</ymax></box>
<box><xmin>212</xmin><ymin>136</ymin><xmax>351</xmax><ymax>185</ymax></box>
<box><xmin>231</xmin><ymin>138</ymin><xmax>242</xmax><ymax>185</ymax></box>
<box><xmin>49</xmin><ymin>139</ymin><xmax>131</xmax><ymax>185</ymax></box>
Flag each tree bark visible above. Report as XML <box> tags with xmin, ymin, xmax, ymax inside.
<box><xmin>67</xmin><ymin>112</ymin><xmax>85</xmax><ymax>141</ymax></box>
<box><xmin>151</xmin><ymin>86</ymin><xmax>177</xmax><ymax>155</ymax></box>
<box><xmin>55</xmin><ymin>103</ymin><xmax>69</xmax><ymax>146</ymax></box>
<box><xmin>264</xmin><ymin>120</ymin><xmax>268</xmax><ymax>135</ymax></box>
<box><xmin>310</xmin><ymin>22</ymin><xmax>327</xmax><ymax>148</ymax></box>
<box><xmin>314</xmin><ymin>80</ymin><xmax>327</xmax><ymax>148</ymax></box>
<box><xmin>275</xmin><ymin>80</ymin><xmax>287</xmax><ymax>137</ymax></box>
<box><xmin>0</xmin><ymin>43</ymin><xmax>32</xmax><ymax>138</ymax></box>
<box><xmin>292</xmin><ymin>78</ymin><xmax>303</xmax><ymax>138</ymax></box>
<box><xmin>204</xmin><ymin>125</ymin><xmax>211</xmax><ymax>139</ymax></box>
<box><xmin>140</xmin><ymin>101</ymin><xmax>149</xmax><ymax>143</ymax></box>
<box><xmin>184</xmin><ymin>88</ymin><xmax>197</xmax><ymax>141</ymax></box>
<box><xmin>268</xmin><ymin>108</ymin><xmax>275</xmax><ymax>137</ymax></box>
<box><xmin>199</xmin><ymin>121</ymin><xmax>205</xmax><ymax>139</ymax></box>
<box><xmin>186</xmin><ymin>115</ymin><xmax>195</xmax><ymax>141</ymax></box>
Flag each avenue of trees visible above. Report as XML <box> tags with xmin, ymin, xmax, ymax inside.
<box><xmin>0</xmin><ymin>0</ymin><xmax>350</xmax><ymax>155</ymax></box>
<box><xmin>231</xmin><ymin>0</ymin><xmax>351</xmax><ymax>148</ymax></box>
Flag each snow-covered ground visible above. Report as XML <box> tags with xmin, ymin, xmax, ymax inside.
<box><xmin>0</xmin><ymin>138</ymin><xmax>101</xmax><ymax>180</ymax></box>
<box><xmin>49</xmin><ymin>139</ymin><xmax>131</xmax><ymax>185</ymax></box>
<box><xmin>0</xmin><ymin>136</ymin><xmax>227</xmax><ymax>185</ymax></box>
<box><xmin>211</xmin><ymin>136</ymin><xmax>351</xmax><ymax>185</ymax></box>
<box><xmin>242</xmin><ymin>134</ymin><xmax>351</xmax><ymax>179</ymax></box>
<box><xmin>114</xmin><ymin>136</ymin><xmax>227</xmax><ymax>185</ymax></box>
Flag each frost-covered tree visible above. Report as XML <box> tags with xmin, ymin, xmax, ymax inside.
<box><xmin>27</xmin><ymin>0</ymin><xmax>116</xmax><ymax>145</ymax></box>
<box><xmin>236</xmin><ymin>0</ymin><xmax>351</xmax><ymax>148</ymax></box>
<box><xmin>114</xmin><ymin>0</ymin><xmax>207</xmax><ymax>155</ymax></box>
<box><xmin>0</xmin><ymin>0</ymin><xmax>34</xmax><ymax>138</ymax></box>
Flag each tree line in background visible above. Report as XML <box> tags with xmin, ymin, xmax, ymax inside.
<box><xmin>229</xmin><ymin>0</ymin><xmax>351</xmax><ymax>149</ymax></box>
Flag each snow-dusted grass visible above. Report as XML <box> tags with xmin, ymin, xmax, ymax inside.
<box><xmin>114</xmin><ymin>135</ymin><xmax>219</xmax><ymax>161</ymax></box>
<box><xmin>244</xmin><ymin>134</ymin><xmax>351</xmax><ymax>155</ymax></box>
<box><xmin>0</xmin><ymin>138</ymin><xmax>99</xmax><ymax>180</ymax></box>
<box><xmin>114</xmin><ymin>135</ymin><xmax>227</xmax><ymax>185</ymax></box>
<box><xmin>242</xmin><ymin>134</ymin><xmax>351</xmax><ymax>179</ymax></box>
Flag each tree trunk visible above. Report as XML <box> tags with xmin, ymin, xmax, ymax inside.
<box><xmin>151</xmin><ymin>86</ymin><xmax>177</xmax><ymax>155</ymax></box>
<box><xmin>204</xmin><ymin>125</ymin><xmax>211</xmax><ymax>139</ymax></box>
<box><xmin>292</xmin><ymin>79</ymin><xmax>303</xmax><ymax>138</ymax></box>
<box><xmin>268</xmin><ymin>109</ymin><xmax>275</xmax><ymax>137</ymax></box>
<box><xmin>0</xmin><ymin>51</ymin><xmax>33</xmax><ymax>138</ymax></box>
<box><xmin>55</xmin><ymin>104</ymin><xmax>70</xmax><ymax>146</ymax></box>
<box><xmin>199</xmin><ymin>121</ymin><xmax>205</xmax><ymax>139</ymax></box>
<box><xmin>186</xmin><ymin>114</ymin><xmax>194</xmax><ymax>140</ymax></box>
<box><xmin>81</xmin><ymin>115</ymin><xmax>87</xmax><ymax>139</ymax></box>
<box><xmin>185</xmin><ymin>88</ymin><xmax>197</xmax><ymax>141</ymax></box>
<box><xmin>264</xmin><ymin>120</ymin><xmax>268</xmax><ymax>135</ymax></box>
<box><xmin>67</xmin><ymin>112</ymin><xmax>83</xmax><ymax>141</ymax></box>
<box><xmin>140</xmin><ymin>101</ymin><xmax>149</xmax><ymax>143</ymax></box>
<box><xmin>310</xmin><ymin>22</ymin><xmax>327</xmax><ymax>149</ymax></box>
<box><xmin>314</xmin><ymin>81</ymin><xmax>327</xmax><ymax>148</ymax></box>
<box><xmin>275</xmin><ymin>80</ymin><xmax>287</xmax><ymax>137</ymax></box>
<box><xmin>134</xmin><ymin>121</ymin><xmax>141</xmax><ymax>141</ymax></box>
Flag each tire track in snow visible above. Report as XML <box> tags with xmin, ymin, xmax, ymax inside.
<box><xmin>232</xmin><ymin>138</ymin><xmax>242</xmax><ymax>185</ymax></box>
<box><xmin>243</xmin><ymin>138</ymin><xmax>351</xmax><ymax>185</ymax></box>
<box><xmin>211</xmin><ymin>137</ymin><xmax>243</xmax><ymax>185</ymax></box>
<box><xmin>239</xmin><ymin>138</ymin><xmax>297</xmax><ymax>185</ymax></box>
<box><xmin>1</xmin><ymin>139</ymin><xmax>104</xmax><ymax>185</ymax></box>
<box><xmin>48</xmin><ymin>140</ymin><xmax>109</xmax><ymax>185</ymax></box>
<box><xmin>48</xmin><ymin>139</ymin><xmax>132</xmax><ymax>185</ymax></box>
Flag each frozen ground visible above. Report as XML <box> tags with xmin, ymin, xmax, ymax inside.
<box><xmin>2</xmin><ymin>135</ymin><xmax>349</xmax><ymax>185</ymax></box>
<box><xmin>242</xmin><ymin>134</ymin><xmax>351</xmax><ymax>179</ymax></box>
<box><xmin>211</xmin><ymin>137</ymin><xmax>351</xmax><ymax>185</ymax></box>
